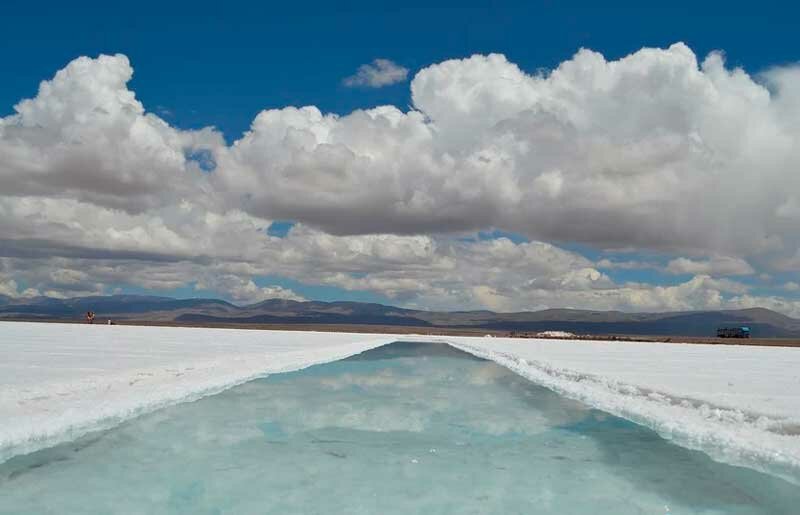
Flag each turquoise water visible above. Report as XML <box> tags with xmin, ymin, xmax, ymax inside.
<box><xmin>1</xmin><ymin>342</ymin><xmax>798</xmax><ymax>514</ymax></box>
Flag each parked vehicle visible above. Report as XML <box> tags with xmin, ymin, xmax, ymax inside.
<box><xmin>717</xmin><ymin>326</ymin><xmax>751</xmax><ymax>338</ymax></box>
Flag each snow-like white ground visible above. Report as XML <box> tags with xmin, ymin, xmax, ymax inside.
<box><xmin>2</xmin><ymin>322</ymin><xmax>799</xmax><ymax>482</ymax></box>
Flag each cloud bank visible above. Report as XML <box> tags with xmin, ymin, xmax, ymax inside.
<box><xmin>2</xmin><ymin>44</ymin><xmax>800</xmax><ymax>314</ymax></box>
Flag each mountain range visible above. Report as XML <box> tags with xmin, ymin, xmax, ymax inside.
<box><xmin>2</xmin><ymin>294</ymin><xmax>800</xmax><ymax>338</ymax></box>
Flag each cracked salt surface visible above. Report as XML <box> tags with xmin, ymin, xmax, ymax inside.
<box><xmin>2</xmin><ymin>341</ymin><xmax>798</xmax><ymax>514</ymax></box>
<box><xmin>2</xmin><ymin>322</ymin><xmax>800</xmax><ymax>484</ymax></box>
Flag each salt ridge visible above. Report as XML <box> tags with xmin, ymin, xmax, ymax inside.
<box><xmin>443</xmin><ymin>339</ymin><xmax>800</xmax><ymax>484</ymax></box>
<box><xmin>2</xmin><ymin>322</ymin><xmax>799</xmax><ymax>483</ymax></box>
<box><xmin>0</xmin><ymin>322</ymin><xmax>396</xmax><ymax>463</ymax></box>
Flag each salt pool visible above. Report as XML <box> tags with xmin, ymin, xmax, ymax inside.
<box><xmin>1</xmin><ymin>341</ymin><xmax>797</xmax><ymax>514</ymax></box>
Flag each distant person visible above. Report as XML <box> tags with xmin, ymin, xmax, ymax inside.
<box><xmin>86</xmin><ymin>311</ymin><xmax>95</xmax><ymax>324</ymax></box>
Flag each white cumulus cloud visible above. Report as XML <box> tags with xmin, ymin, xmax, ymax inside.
<box><xmin>195</xmin><ymin>275</ymin><xmax>305</xmax><ymax>304</ymax></box>
<box><xmin>343</xmin><ymin>59</ymin><xmax>409</xmax><ymax>87</ymax></box>
<box><xmin>666</xmin><ymin>256</ymin><xmax>755</xmax><ymax>276</ymax></box>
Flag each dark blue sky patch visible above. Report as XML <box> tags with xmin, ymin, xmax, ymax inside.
<box><xmin>604</xmin><ymin>268</ymin><xmax>678</xmax><ymax>286</ymax></box>
<box><xmin>184</xmin><ymin>148</ymin><xmax>217</xmax><ymax>172</ymax></box>
<box><xmin>266</xmin><ymin>221</ymin><xmax>296</xmax><ymax>238</ymax></box>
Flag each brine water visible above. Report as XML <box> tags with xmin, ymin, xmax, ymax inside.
<box><xmin>1</xmin><ymin>342</ymin><xmax>798</xmax><ymax>514</ymax></box>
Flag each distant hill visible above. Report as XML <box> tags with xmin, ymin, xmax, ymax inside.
<box><xmin>2</xmin><ymin>294</ymin><xmax>800</xmax><ymax>338</ymax></box>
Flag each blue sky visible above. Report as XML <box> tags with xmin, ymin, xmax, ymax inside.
<box><xmin>2</xmin><ymin>1</ymin><xmax>800</xmax><ymax>311</ymax></box>
<box><xmin>3</xmin><ymin>1</ymin><xmax>797</xmax><ymax>140</ymax></box>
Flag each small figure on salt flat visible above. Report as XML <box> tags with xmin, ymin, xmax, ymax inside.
<box><xmin>86</xmin><ymin>311</ymin><xmax>95</xmax><ymax>324</ymax></box>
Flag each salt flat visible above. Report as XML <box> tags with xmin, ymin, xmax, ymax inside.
<box><xmin>2</xmin><ymin>321</ymin><xmax>799</xmax><ymax>481</ymax></box>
